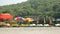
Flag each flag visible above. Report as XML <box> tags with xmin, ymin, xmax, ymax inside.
<box><xmin>49</xmin><ymin>19</ymin><xmax>53</xmax><ymax>25</ymax></box>
<box><xmin>44</xmin><ymin>18</ymin><xmax>46</xmax><ymax>24</ymax></box>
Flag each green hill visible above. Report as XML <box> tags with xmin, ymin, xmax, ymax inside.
<box><xmin>0</xmin><ymin>0</ymin><xmax>60</xmax><ymax>18</ymax></box>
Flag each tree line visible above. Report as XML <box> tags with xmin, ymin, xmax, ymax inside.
<box><xmin>0</xmin><ymin>0</ymin><xmax>60</xmax><ymax>18</ymax></box>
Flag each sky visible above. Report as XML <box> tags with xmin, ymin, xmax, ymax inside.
<box><xmin>0</xmin><ymin>0</ymin><xmax>27</xmax><ymax>6</ymax></box>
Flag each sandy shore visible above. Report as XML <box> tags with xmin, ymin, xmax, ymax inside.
<box><xmin>0</xmin><ymin>27</ymin><xmax>60</xmax><ymax>34</ymax></box>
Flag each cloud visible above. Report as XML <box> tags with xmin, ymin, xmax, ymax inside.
<box><xmin>0</xmin><ymin>0</ymin><xmax>27</xmax><ymax>6</ymax></box>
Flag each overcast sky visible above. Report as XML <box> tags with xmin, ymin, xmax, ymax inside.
<box><xmin>0</xmin><ymin>0</ymin><xmax>27</xmax><ymax>6</ymax></box>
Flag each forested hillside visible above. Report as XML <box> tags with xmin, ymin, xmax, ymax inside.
<box><xmin>0</xmin><ymin>0</ymin><xmax>60</xmax><ymax>18</ymax></box>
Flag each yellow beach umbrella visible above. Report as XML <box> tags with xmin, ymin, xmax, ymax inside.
<box><xmin>26</xmin><ymin>18</ymin><xmax>34</xmax><ymax>22</ymax></box>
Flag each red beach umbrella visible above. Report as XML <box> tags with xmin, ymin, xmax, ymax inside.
<box><xmin>0</xmin><ymin>13</ymin><xmax>13</xmax><ymax>20</ymax></box>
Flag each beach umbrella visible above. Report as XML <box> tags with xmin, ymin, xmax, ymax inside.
<box><xmin>0</xmin><ymin>13</ymin><xmax>13</xmax><ymax>20</ymax></box>
<box><xmin>25</xmin><ymin>18</ymin><xmax>34</xmax><ymax>22</ymax></box>
<box><xmin>22</xmin><ymin>18</ymin><xmax>26</xmax><ymax>21</ymax></box>
<box><xmin>15</xmin><ymin>17</ymin><xmax>22</xmax><ymax>21</ymax></box>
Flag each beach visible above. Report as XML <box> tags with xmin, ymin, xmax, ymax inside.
<box><xmin>0</xmin><ymin>27</ymin><xmax>60</xmax><ymax>34</ymax></box>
